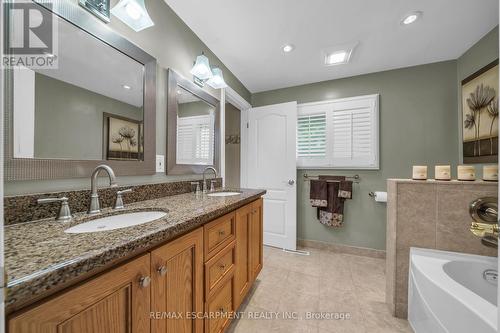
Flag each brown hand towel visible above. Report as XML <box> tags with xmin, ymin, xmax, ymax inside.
<box><xmin>310</xmin><ymin>179</ymin><xmax>328</xmax><ymax>207</ymax></box>
<box><xmin>317</xmin><ymin>175</ymin><xmax>346</xmax><ymax>228</ymax></box>
<box><xmin>338</xmin><ymin>180</ymin><xmax>353</xmax><ymax>199</ymax></box>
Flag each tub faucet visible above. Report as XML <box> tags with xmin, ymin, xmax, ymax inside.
<box><xmin>88</xmin><ymin>164</ymin><xmax>118</xmax><ymax>214</ymax></box>
<box><xmin>469</xmin><ymin>197</ymin><xmax>498</xmax><ymax>248</ymax></box>
<box><xmin>202</xmin><ymin>167</ymin><xmax>218</xmax><ymax>193</ymax></box>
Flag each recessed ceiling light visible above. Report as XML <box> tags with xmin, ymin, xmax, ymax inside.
<box><xmin>324</xmin><ymin>49</ymin><xmax>354</xmax><ymax>66</ymax></box>
<box><xmin>401</xmin><ymin>11</ymin><xmax>422</xmax><ymax>25</ymax></box>
<box><xmin>282</xmin><ymin>44</ymin><xmax>295</xmax><ymax>53</ymax></box>
<box><xmin>323</xmin><ymin>42</ymin><xmax>357</xmax><ymax>66</ymax></box>
<box><xmin>122</xmin><ymin>84</ymin><xmax>131</xmax><ymax>90</ymax></box>
<box><xmin>326</xmin><ymin>51</ymin><xmax>347</xmax><ymax>65</ymax></box>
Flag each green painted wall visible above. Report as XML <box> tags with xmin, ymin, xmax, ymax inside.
<box><xmin>5</xmin><ymin>0</ymin><xmax>250</xmax><ymax>195</ymax></box>
<box><xmin>252</xmin><ymin>61</ymin><xmax>459</xmax><ymax>250</ymax></box>
<box><xmin>457</xmin><ymin>27</ymin><xmax>499</xmax><ymax>171</ymax></box>
<box><xmin>34</xmin><ymin>73</ymin><xmax>143</xmax><ymax>160</ymax></box>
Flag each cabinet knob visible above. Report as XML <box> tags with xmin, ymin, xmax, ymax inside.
<box><xmin>218</xmin><ymin>307</ymin><xmax>225</xmax><ymax>313</ymax></box>
<box><xmin>218</xmin><ymin>230</ymin><xmax>225</xmax><ymax>236</ymax></box>
<box><xmin>139</xmin><ymin>276</ymin><xmax>151</xmax><ymax>288</ymax></box>
<box><xmin>157</xmin><ymin>266</ymin><xmax>167</xmax><ymax>276</ymax></box>
<box><xmin>219</xmin><ymin>263</ymin><xmax>226</xmax><ymax>270</ymax></box>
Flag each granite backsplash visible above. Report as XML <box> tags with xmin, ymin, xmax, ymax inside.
<box><xmin>4</xmin><ymin>178</ymin><xmax>222</xmax><ymax>225</ymax></box>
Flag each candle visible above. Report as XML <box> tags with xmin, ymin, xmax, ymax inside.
<box><xmin>412</xmin><ymin>166</ymin><xmax>427</xmax><ymax>180</ymax></box>
<box><xmin>483</xmin><ymin>165</ymin><xmax>498</xmax><ymax>181</ymax></box>
<box><xmin>457</xmin><ymin>165</ymin><xmax>475</xmax><ymax>181</ymax></box>
<box><xmin>435</xmin><ymin>165</ymin><xmax>451</xmax><ymax>180</ymax></box>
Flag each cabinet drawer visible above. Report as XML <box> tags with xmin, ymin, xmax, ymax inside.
<box><xmin>205</xmin><ymin>240</ymin><xmax>235</xmax><ymax>298</ymax></box>
<box><xmin>205</xmin><ymin>279</ymin><xmax>233</xmax><ymax>333</ymax></box>
<box><xmin>204</xmin><ymin>212</ymin><xmax>236</xmax><ymax>260</ymax></box>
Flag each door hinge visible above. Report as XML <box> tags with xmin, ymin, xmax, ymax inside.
<box><xmin>246</xmin><ymin>122</ymin><xmax>249</xmax><ymax>128</ymax></box>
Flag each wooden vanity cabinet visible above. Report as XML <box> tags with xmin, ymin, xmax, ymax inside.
<box><xmin>233</xmin><ymin>198</ymin><xmax>263</xmax><ymax>309</ymax></box>
<box><xmin>7</xmin><ymin>198</ymin><xmax>264</xmax><ymax>333</ymax></box>
<box><xmin>249</xmin><ymin>198</ymin><xmax>263</xmax><ymax>281</ymax></box>
<box><xmin>233</xmin><ymin>203</ymin><xmax>252</xmax><ymax>309</ymax></box>
<box><xmin>151</xmin><ymin>227</ymin><xmax>204</xmax><ymax>333</ymax></box>
<box><xmin>8</xmin><ymin>253</ymin><xmax>151</xmax><ymax>333</ymax></box>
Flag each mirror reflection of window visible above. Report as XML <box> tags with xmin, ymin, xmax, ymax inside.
<box><xmin>11</xmin><ymin>13</ymin><xmax>145</xmax><ymax>161</ymax></box>
<box><xmin>176</xmin><ymin>87</ymin><xmax>215</xmax><ymax>165</ymax></box>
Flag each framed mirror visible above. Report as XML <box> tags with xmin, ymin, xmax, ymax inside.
<box><xmin>167</xmin><ymin>69</ymin><xmax>220</xmax><ymax>175</ymax></box>
<box><xmin>3</xmin><ymin>0</ymin><xmax>156</xmax><ymax>181</ymax></box>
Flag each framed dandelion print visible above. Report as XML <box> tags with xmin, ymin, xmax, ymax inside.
<box><xmin>105</xmin><ymin>114</ymin><xmax>143</xmax><ymax>161</ymax></box>
<box><xmin>462</xmin><ymin>59</ymin><xmax>499</xmax><ymax>163</ymax></box>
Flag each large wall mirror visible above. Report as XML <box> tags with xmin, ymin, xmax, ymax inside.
<box><xmin>3</xmin><ymin>0</ymin><xmax>156</xmax><ymax>180</ymax></box>
<box><xmin>167</xmin><ymin>69</ymin><xmax>220</xmax><ymax>174</ymax></box>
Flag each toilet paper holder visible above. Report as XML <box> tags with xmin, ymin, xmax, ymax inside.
<box><xmin>368</xmin><ymin>191</ymin><xmax>388</xmax><ymax>202</ymax></box>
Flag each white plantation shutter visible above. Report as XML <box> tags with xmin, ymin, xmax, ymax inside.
<box><xmin>177</xmin><ymin>114</ymin><xmax>214</xmax><ymax>165</ymax></box>
<box><xmin>297</xmin><ymin>95</ymin><xmax>378</xmax><ymax>169</ymax></box>
<box><xmin>297</xmin><ymin>114</ymin><xmax>327</xmax><ymax>157</ymax></box>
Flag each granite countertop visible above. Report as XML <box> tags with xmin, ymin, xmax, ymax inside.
<box><xmin>5</xmin><ymin>188</ymin><xmax>265</xmax><ymax>313</ymax></box>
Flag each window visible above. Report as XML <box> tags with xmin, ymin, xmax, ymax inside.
<box><xmin>297</xmin><ymin>94</ymin><xmax>379</xmax><ymax>169</ymax></box>
<box><xmin>176</xmin><ymin>114</ymin><xmax>214</xmax><ymax>165</ymax></box>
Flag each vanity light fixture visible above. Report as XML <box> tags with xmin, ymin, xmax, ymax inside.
<box><xmin>282</xmin><ymin>44</ymin><xmax>295</xmax><ymax>53</ymax></box>
<box><xmin>206</xmin><ymin>67</ymin><xmax>228</xmax><ymax>89</ymax></box>
<box><xmin>110</xmin><ymin>0</ymin><xmax>154</xmax><ymax>32</ymax></box>
<box><xmin>43</xmin><ymin>51</ymin><xmax>56</xmax><ymax>59</ymax></box>
<box><xmin>401</xmin><ymin>11</ymin><xmax>422</xmax><ymax>25</ymax></box>
<box><xmin>190</xmin><ymin>53</ymin><xmax>213</xmax><ymax>80</ymax></box>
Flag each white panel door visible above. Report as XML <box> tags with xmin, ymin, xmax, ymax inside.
<box><xmin>246</xmin><ymin>102</ymin><xmax>297</xmax><ymax>250</ymax></box>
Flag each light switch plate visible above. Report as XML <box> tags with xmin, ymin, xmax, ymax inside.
<box><xmin>156</xmin><ymin>155</ymin><xmax>165</xmax><ymax>172</ymax></box>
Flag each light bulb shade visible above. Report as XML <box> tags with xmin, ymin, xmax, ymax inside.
<box><xmin>111</xmin><ymin>0</ymin><xmax>154</xmax><ymax>32</ymax></box>
<box><xmin>206</xmin><ymin>67</ymin><xmax>228</xmax><ymax>89</ymax></box>
<box><xmin>190</xmin><ymin>54</ymin><xmax>213</xmax><ymax>80</ymax></box>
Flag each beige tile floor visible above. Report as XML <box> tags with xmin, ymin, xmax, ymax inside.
<box><xmin>227</xmin><ymin>246</ymin><xmax>413</xmax><ymax>333</ymax></box>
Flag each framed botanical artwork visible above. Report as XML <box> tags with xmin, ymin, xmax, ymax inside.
<box><xmin>104</xmin><ymin>114</ymin><xmax>143</xmax><ymax>161</ymax></box>
<box><xmin>462</xmin><ymin>59</ymin><xmax>499</xmax><ymax>164</ymax></box>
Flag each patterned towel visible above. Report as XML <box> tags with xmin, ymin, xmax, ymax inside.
<box><xmin>309</xmin><ymin>179</ymin><xmax>328</xmax><ymax>207</ymax></box>
<box><xmin>338</xmin><ymin>180</ymin><xmax>353</xmax><ymax>199</ymax></box>
<box><xmin>317</xmin><ymin>176</ymin><xmax>346</xmax><ymax>228</ymax></box>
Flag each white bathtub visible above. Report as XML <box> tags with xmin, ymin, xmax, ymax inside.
<box><xmin>408</xmin><ymin>248</ymin><xmax>497</xmax><ymax>333</ymax></box>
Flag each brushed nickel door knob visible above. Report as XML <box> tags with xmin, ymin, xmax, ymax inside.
<box><xmin>157</xmin><ymin>266</ymin><xmax>167</xmax><ymax>276</ymax></box>
<box><xmin>139</xmin><ymin>276</ymin><xmax>151</xmax><ymax>288</ymax></box>
<box><xmin>288</xmin><ymin>179</ymin><xmax>295</xmax><ymax>185</ymax></box>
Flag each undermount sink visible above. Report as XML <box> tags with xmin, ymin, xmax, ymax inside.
<box><xmin>207</xmin><ymin>192</ymin><xmax>241</xmax><ymax>197</ymax></box>
<box><xmin>65</xmin><ymin>211</ymin><xmax>167</xmax><ymax>234</ymax></box>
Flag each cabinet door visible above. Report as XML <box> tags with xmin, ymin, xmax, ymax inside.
<box><xmin>151</xmin><ymin>227</ymin><xmax>204</xmax><ymax>333</ymax></box>
<box><xmin>9</xmin><ymin>254</ymin><xmax>151</xmax><ymax>333</ymax></box>
<box><xmin>233</xmin><ymin>203</ymin><xmax>252</xmax><ymax>308</ymax></box>
<box><xmin>249</xmin><ymin>198</ymin><xmax>263</xmax><ymax>281</ymax></box>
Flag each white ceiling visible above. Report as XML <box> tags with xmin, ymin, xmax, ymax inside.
<box><xmin>164</xmin><ymin>0</ymin><xmax>499</xmax><ymax>93</ymax></box>
<box><xmin>35</xmin><ymin>14</ymin><xmax>144</xmax><ymax>107</ymax></box>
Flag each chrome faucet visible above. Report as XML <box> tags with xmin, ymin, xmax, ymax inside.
<box><xmin>202</xmin><ymin>167</ymin><xmax>218</xmax><ymax>193</ymax></box>
<box><xmin>469</xmin><ymin>197</ymin><xmax>498</xmax><ymax>248</ymax></box>
<box><xmin>88</xmin><ymin>165</ymin><xmax>118</xmax><ymax>214</ymax></box>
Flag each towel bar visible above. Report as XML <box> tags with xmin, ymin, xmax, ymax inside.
<box><xmin>303</xmin><ymin>173</ymin><xmax>360</xmax><ymax>183</ymax></box>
